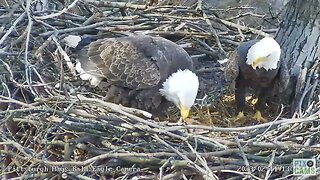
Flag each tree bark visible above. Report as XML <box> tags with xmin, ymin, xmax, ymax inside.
<box><xmin>275</xmin><ymin>0</ymin><xmax>320</xmax><ymax>114</ymax></box>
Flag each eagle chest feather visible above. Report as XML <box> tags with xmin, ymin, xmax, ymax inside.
<box><xmin>239</xmin><ymin>62</ymin><xmax>279</xmax><ymax>88</ymax></box>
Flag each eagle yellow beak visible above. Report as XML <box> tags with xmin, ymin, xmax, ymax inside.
<box><xmin>180</xmin><ymin>105</ymin><xmax>190</xmax><ymax>120</ymax></box>
<box><xmin>251</xmin><ymin>57</ymin><xmax>266</xmax><ymax>70</ymax></box>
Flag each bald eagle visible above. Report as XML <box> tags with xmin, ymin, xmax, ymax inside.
<box><xmin>225</xmin><ymin>37</ymin><xmax>290</xmax><ymax>122</ymax></box>
<box><xmin>64</xmin><ymin>35</ymin><xmax>199</xmax><ymax>120</ymax></box>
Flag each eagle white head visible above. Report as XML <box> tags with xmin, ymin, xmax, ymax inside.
<box><xmin>159</xmin><ymin>69</ymin><xmax>199</xmax><ymax>120</ymax></box>
<box><xmin>246</xmin><ymin>37</ymin><xmax>281</xmax><ymax>71</ymax></box>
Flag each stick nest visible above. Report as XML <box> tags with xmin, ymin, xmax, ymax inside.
<box><xmin>0</xmin><ymin>0</ymin><xmax>319</xmax><ymax>179</ymax></box>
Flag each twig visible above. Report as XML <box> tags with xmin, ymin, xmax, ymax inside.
<box><xmin>264</xmin><ymin>150</ymin><xmax>276</xmax><ymax>180</ymax></box>
<box><xmin>209</xmin><ymin>6</ymin><xmax>256</xmax><ymax>11</ymax></box>
<box><xmin>210</xmin><ymin>16</ymin><xmax>270</xmax><ymax>37</ymax></box>
<box><xmin>40</xmin><ymin>20</ymin><xmax>141</xmax><ymax>37</ymax></box>
<box><xmin>0</xmin><ymin>1</ymin><xmax>319</xmax><ymax>179</ymax></box>
<box><xmin>0</xmin><ymin>12</ymin><xmax>26</xmax><ymax>46</ymax></box>
<box><xmin>226</xmin><ymin>12</ymin><xmax>265</xmax><ymax>21</ymax></box>
<box><xmin>185</xmin><ymin>141</ymin><xmax>217</xmax><ymax>179</ymax></box>
<box><xmin>167</xmin><ymin>112</ymin><xmax>320</xmax><ymax>132</ymax></box>
<box><xmin>154</xmin><ymin>134</ymin><xmax>217</xmax><ymax>180</ymax></box>
<box><xmin>84</xmin><ymin>0</ymin><xmax>147</xmax><ymax>10</ymax></box>
<box><xmin>202</xmin><ymin>11</ymin><xmax>226</xmax><ymax>56</ymax></box>
<box><xmin>235</xmin><ymin>136</ymin><xmax>251</xmax><ymax>174</ymax></box>
<box><xmin>159</xmin><ymin>157</ymin><xmax>173</xmax><ymax>180</ymax></box>
<box><xmin>34</xmin><ymin>0</ymin><xmax>80</xmax><ymax>20</ymax></box>
<box><xmin>0</xmin><ymin>95</ymin><xmax>36</xmax><ymax>108</ymax></box>
<box><xmin>24</xmin><ymin>0</ymin><xmax>33</xmax><ymax>85</ymax></box>
<box><xmin>52</xmin><ymin>36</ymin><xmax>76</xmax><ymax>75</ymax></box>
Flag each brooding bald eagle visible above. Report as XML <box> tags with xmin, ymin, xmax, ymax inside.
<box><xmin>225</xmin><ymin>37</ymin><xmax>289</xmax><ymax>122</ymax></box>
<box><xmin>64</xmin><ymin>35</ymin><xmax>199</xmax><ymax>120</ymax></box>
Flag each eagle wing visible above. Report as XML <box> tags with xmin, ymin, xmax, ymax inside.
<box><xmin>78</xmin><ymin>36</ymin><xmax>161</xmax><ymax>89</ymax></box>
<box><xmin>273</xmin><ymin>60</ymin><xmax>290</xmax><ymax>94</ymax></box>
<box><xmin>224</xmin><ymin>50</ymin><xmax>239</xmax><ymax>83</ymax></box>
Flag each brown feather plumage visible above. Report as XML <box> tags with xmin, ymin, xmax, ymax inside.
<box><xmin>83</xmin><ymin>38</ymin><xmax>161</xmax><ymax>89</ymax></box>
<box><xmin>272</xmin><ymin>60</ymin><xmax>290</xmax><ymax>95</ymax></box>
<box><xmin>224</xmin><ymin>50</ymin><xmax>239</xmax><ymax>83</ymax></box>
<box><xmin>75</xmin><ymin>35</ymin><xmax>194</xmax><ymax>116</ymax></box>
<box><xmin>224</xmin><ymin>40</ymin><xmax>289</xmax><ymax>117</ymax></box>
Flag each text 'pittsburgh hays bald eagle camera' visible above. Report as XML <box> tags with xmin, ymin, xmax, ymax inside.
<box><xmin>225</xmin><ymin>37</ymin><xmax>290</xmax><ymax>122</ymax></box>
<box><xmin>64</xmin><ymin>35</ymin><xmax>199</xmax><ymax>121</ymax></box>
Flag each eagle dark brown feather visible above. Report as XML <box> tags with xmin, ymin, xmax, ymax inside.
<box><xmin>224</xmin><ymin>50</ymin><xmax>239</xmax><ymax>83</ymax></box>
<box><xmin>73</xmin><ymin>35</ymin><xmax>194</xmax><ymax>116</ymax></box>
<box><xmin>272</xmin><ymin>60</ymin><xmax>290</xmax><ymax>95</ymax></box>
<box><xmin>80</xmin><ymin>37</ymin><xmax>161</xmax><ymax>89</ymax></box>
<box><xmin>225</xmin><ymin>39</ymin><xmax>289</xmax><ymax>115</ymax></box>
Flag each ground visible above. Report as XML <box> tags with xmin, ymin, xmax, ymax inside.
<box><xmin>1</xmin><ymin>1</ymin><xmax>319</xmax><ymax>179</ymax></box>
<box><xmin>164</xmin><ymin>91</ymin><xmax>280</xmax><ymax>126</ymax></box>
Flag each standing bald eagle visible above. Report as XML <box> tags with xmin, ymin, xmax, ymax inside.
<box><xmin>225</xmin><ymin>37</ymin><xmax>289</xmax><ymax>122</ymax></box>
<box><xmin>64</xmin><ymin>35</ymin><xmax>199</xmax><ymax>120</ymax></box>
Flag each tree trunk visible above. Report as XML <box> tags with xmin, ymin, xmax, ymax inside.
<box><xmin>275</xmin><ymin>0</ymin><xmax>320</xmax><ymax>114</ymax></box>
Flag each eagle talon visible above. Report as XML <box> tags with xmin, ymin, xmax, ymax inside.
<box><xmin>177</xmin><ymin>117</ymin><xmax>184</xmax><ymax>124</ymax></box>
<box><xmin>233</xmin><ymin>111</ymin><xmax>245</xmax><ymax>122</ymax></box>
<box><xmin>178</xmin><ymin>117</ymin><xmax>199</xmax><ymax>125</ymax></box>
<box><xmin>253</xmin><ymin>110</ymin><xmax>267</xmax><ymax>123</ymax></box>
<box><xmin>175</xmin><ymin>117</ymin><xmax>189</xmax><ymax>126</ymax></box>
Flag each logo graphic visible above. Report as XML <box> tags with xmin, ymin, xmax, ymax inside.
<box><xmin>293</xmin><ymin>159</ymin><xmax>316</xmax><ymax>175</ymax></box>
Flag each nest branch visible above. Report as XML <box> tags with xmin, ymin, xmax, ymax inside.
<box><xmin>0</xmin><ymin>0</ymin><xmax>319</xmax><ymax>179</ymax></box>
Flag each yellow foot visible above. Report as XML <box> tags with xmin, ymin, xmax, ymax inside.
<box><xmin>177</xmin><ymin>117</ymin><xmax>185</xmax><ymax>124</ymax></box>
<box><xmin>233</xmin><ymin>111</ymin><xmax>245</xmax><ymax>122</ymax></box>
<box><xmin>177</xmin><ymin>118</ymin><xmax>199</xmax><ymax>125</ymax></box>
<box><xmin>251</xmin><ymin>98</ymin><xmax>258</xmax><ymax>105</ymax></box>
<box><xmin>253</xmin><ymin>110</ymin><xmax>267</xmax><ymax>123</ymax></box>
